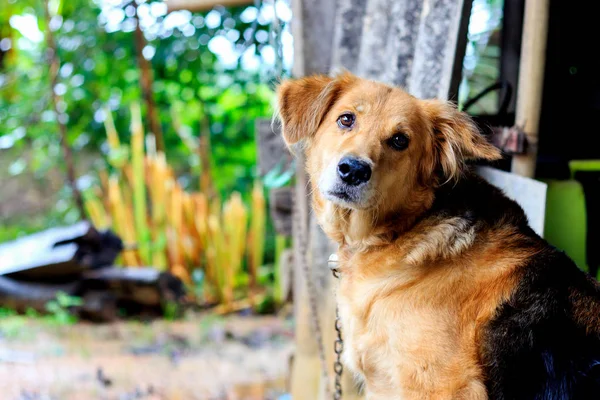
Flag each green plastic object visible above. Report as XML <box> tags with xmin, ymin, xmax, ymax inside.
<box><xmin>569</xmin><ymin>160</ymin><xmax>600</xmax><ymax>178</ymax></box>
<box><xmin>543</xmin><ymin>180</ymin><xmax>588</xmax><ymax>271</ymax></box>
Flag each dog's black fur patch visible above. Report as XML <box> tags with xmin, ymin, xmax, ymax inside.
<box><xmin>482</xmin><ymin>248</ymin><xmax>600</xmax><ymax>400</ymax></box>
<box><xmin>429</xmin><ymin>171</ymin><xmax>530</xmax><ymax>232</ymax></box>
<box><xmin>433</xmin><ymin>171</ymin><xmax>600</xmax><ymax>399</ymax></box>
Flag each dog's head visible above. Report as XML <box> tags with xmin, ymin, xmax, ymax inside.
<box><xmin>277</xmin><ymin>73</ymin><xmax>500</xmax><ymax>242</ymax></box>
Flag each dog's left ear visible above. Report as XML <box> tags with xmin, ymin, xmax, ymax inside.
<box><xmin>276</xmin><ymin>73</ymin><xmax>356</xmax><ymax>148</ymax></box>
<box><xmin>421</xmin><ymin>100</ymin><xmax>502</xmax><ymax>182</ymax></box>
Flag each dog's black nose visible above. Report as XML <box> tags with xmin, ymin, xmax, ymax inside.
<box><xmin>337</xmin><ymin>157</ymin><xmax>372</xmax><ymax>186</ymax></box>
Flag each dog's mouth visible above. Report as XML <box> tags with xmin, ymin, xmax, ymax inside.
<box><xmin>323</xmin><ymin>183</ymin><xmax>369</xmax><ymax>208</ymax></box>
<box><xmin>327</xmin><ymin>189</ymin><xmax>353</xmax><ymax>202</ymax></box>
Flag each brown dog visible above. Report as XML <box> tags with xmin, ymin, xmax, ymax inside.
<box><xmin>277</xmin><ymin>73</ymin><xmax>600</xmax><ymax>399</ymax></box>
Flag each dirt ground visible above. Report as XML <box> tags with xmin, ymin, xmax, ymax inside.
<box><xmin>0</xmin><ymin>313</ymin><xmax>294</xmax><ymax>400</ymax></box>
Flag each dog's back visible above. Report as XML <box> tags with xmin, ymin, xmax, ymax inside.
<box><xmin>440</xmin><ymin>174</ymin><xmax>600</xmax><ymax>399</ymax></box>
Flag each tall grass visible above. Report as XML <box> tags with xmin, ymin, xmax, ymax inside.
<box><xmin>84</xmin><ymin>105</ymin><xmax>268</xmax><ymax>309</ymax></box>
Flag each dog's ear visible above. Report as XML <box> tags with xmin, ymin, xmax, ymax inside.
<box><xmin>276</xmin><ymin>73</ymin><xmax>356</xmax><ymax>148</ymax></box>
<box><xmin>421</xmin><ymin>100</ymin><xmax>502</xmax><ymax>183</ymax></box>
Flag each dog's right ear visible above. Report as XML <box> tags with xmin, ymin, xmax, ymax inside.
<box><xmin>276</xmin><ymin>73</ymin><xmax>355</xmax><ymax>148</ymax></box>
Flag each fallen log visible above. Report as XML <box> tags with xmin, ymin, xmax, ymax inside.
<box><xmin>0</xmin><ymin>276</ymin><xmax>118</xmax><ymax>321</ymax></box>
<box><xmin>0</xmin><ymin>221</ymin><xmax>122</xmax><ymax>281</ymax></box>
<box><xmin>0</xmin><ymin>222</ymin><xmax>185</xmax><ymax>320</ymax></box>
<box><xmin>81</xmin><ymin>267</ymin><xmax>186</xmax><ymax>307</ymax></box>
<box><xmin>0</xmin><ymin>267</ymin><xmax>186</xmax><ymax>321</ymax></box>
<box><xmin>0</xmin><ymin>276</ymin><xmax>79</xmax><ymax>312</ymax></box>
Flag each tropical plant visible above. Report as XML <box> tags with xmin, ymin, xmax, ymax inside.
<box><xmin>84</xmin><ymin>105</ymin><xmax>269</xmax><ymax>310</ymax></box>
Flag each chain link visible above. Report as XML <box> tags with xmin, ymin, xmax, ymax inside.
<box><xmin>333</xmin><ymin>306</ymin><xmax>344</xmax><ymax>400</ymax></box>
<box><xmin>329</xmin><ymin>252</ymin><xmax>343</xmax><ymax>400</ymax></box>
<box><xmin>292</xmin><ymin>181</ymin><xmax>331</xmax><ymax>396</ymax></box>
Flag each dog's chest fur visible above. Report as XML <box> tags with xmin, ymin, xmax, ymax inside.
<box><xmin>336</xmin><ymin>239</ymin><xmax>522</xmax><ymax>400</ymax></box>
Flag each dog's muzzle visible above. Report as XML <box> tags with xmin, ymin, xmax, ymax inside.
<box><xmin>337</xmin><ymin>156</ymin><xmax>372</xmax><ymax>186</ymax></box>
<box><xmin>319</xmin><ymin>155</ymin><xmax>375</xmax><ymax>208</ymax></box>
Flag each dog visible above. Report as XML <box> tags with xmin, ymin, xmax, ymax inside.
<box><xmin>277</xmin><ymin>73</ymin><xmax>600</xmax><ymax>399</ymax></box>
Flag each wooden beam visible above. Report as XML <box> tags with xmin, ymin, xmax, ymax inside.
<box><xmin>510</xmin><ymin>0</ymin><xmax>549</xmax><ymax>178</ymax></box>
<box><xmin>165</xmin><ymin>0</ymin><xmax>253</xmax><ymax>12</ymax></box>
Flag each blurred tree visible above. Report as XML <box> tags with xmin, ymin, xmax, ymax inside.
<box><xmin>132</xmin><ymin>0</ymin><xmax>165</xmax><ymax>152</ymax></box>
<box><xmin>0</xmin><ymin>0</ymin><xmax>292</xmax><ymax>235</ymax></box>
<box><xmin>43</xmin><ymin>0</ymin><xmax>87</xmax><ymax>220</ymax></box>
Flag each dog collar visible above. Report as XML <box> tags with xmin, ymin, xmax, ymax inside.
<box><xmin>328</xmin><ymin>253</ymin><xmax>340</xmax><ymax>278</ymax></box>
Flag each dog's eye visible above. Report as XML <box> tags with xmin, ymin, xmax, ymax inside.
<box><xmin>337</xmin><ymin>113</ymin><xmax>355</xmax><ymax>129</ymax></box>
<box><xmin>388</xmin><ymin>133</ymin><xmax>409</xmax><ymax>151</ymax></box>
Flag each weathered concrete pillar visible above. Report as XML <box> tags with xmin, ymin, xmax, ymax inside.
<box><xmin>408</xmin><ymin>0</ymin><xmax>473</xmax><ymax>100</ymax></box>
<box><xmin>356</xmin><ymin>0</ymin><xmax>424</xmax><ymax>87</ymax></box>
<box><xmin>330</xmin><ymin>0</ymin><xmax>368</xmax><ymax>74</ymax></box>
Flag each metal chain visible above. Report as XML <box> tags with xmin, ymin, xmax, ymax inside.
<box><xmin>329</xmin><ymin>252</ymin><xmax>344</xmax><ymax>400</ymax></box>
<box><xmin>333</xmin><ymin>305</ymin><xmax>344</xmax><ymax>400</ymax></box>
<box><xmin>292</xmin><ymin>181</ymin><xmax>331</xmax><ymax>396</ymax></box>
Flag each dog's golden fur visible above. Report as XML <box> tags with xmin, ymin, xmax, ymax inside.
<box><xmin>276</xmin><ymin>74</ymin><xmax>600</xmax><ymax>399</ymax></box>
<box><xmin>334</xmin><ymin>226</ymin><xmax>533</xmax><ymax>399</ymax></box>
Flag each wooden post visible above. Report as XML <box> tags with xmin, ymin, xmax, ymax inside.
<box><xmin>510</xmin><ymin>0</ymin><xmax>550</xmax><ymax>178</ymax></box>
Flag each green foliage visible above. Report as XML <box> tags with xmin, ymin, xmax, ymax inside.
<box><xmin>0</xmin><ymin>292</ymin><xmax>81</xmax><ymax>338</ymax></box>
<box><xmin>44</xmin><ymin>291</ymin><xmax>83</xmax><ymax>325</ymax></box>
<box><xmin>0</xmin><ymin>306</ymin><xmax>17</xmax><ymax>318</ymax></box>
<box><xmin>255</xmin><ymin>292</ymin><xmax>276</xmax><ymax>314</ymax></box>
<box><xmin>0</xmin><ymin>310</ymin><xmax>28</xmax><ymax>339</ymax></box>
<box><xmin>162</xmin><ymin>301</ymin><xmax>180</xmax><ymax>321</ymax></box>
<box><xmin>0</xmin><ymin>221</ymin><xmax>47</xmax><ymax>243</ymax></box>
<box><xmin>0</xmin><ymin>0</ymin><xmax>291</xmax><ymax>237</ymax></box>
